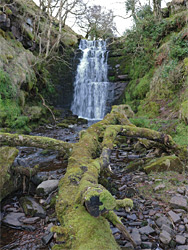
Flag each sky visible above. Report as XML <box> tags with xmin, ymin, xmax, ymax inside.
<box><xmin>34</xmin><ymin>0</ymin><xmax>167</xmax><ymax>36</ymax></box>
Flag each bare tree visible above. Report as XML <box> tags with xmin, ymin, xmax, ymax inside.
<box><xmin>77</xmin><ymin>5</ymin><xmax>117</xmax><ymax>40</ymax></box>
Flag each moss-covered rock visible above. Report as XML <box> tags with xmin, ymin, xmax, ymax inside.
<box><xmin>179</xmin><ymin>100</ymin><xmax>188</xmax><ymax>124</ymax></box>
<box><xmin>144</xmin><ymin>155</ymin><xmax>184</xmax><ymax>174</ymax></box>
<box><xmin>0</xmin><ymin>146</ymin><xmax>19</xmax><ymax>201</ymax></box>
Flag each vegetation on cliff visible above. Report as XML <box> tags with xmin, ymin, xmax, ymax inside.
<box><xmin>108</xmin><ymin>1</ymin><xmax>188</xmax><ymax>146</ymax></box>
<box><xmin>0</xmin><ymin>0</ymin><xmax>79</xmax><ymax>132</ymax></box>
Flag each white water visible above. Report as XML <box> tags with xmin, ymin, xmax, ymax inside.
<box><xmin>71</xmin><ymin>40</ymin><xmax>110</xmax><ymax>120</ymax></box>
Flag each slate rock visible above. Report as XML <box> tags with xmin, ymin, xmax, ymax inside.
<box><xmin>36</xmin><ymin>180</ymin><xmax>59</xmax><ymax>196</ymax></box>
<box><xmin>176</xmin><ymin>246</ymin><xmax>188</xmax><ymax>250</ymax></box>
<box><xmin>21</xmin><ymin>217</ymin><xmax>40</xmax><ymax>224</ymax></box>
<box><xmin>131</xmin><ymin>228</ymin><xmax>141</xmax><ymax>245</ymax></box>
<box><xmin>170</xmin><ymin>196</ymin><xmax>188</xmax><ymax>211</ymax></box>
<box><xmin>127</xmin><ymin>214</ymin><xmax>137</xmax><ymax>221</ymax></box>
<box><xmin>176</xmin><ymin>235</ymin><xmax>186</xmax><ymax>245</ymax></box>
<box><xmin>20</xmin><ymin>196</ymin><xmax>46</xmax><ymax>218</ymax></box>
<box><xmin>159</xmin><ymin>230</ymin><xmax>172</xmax><ymax>245</ymax></box>
<box><xmin>41</xmin><ymin>232</ymin><xmax>54</xmax><ymax>245</ymax></box>
<box><xmin>168</xmin><ymin>210</ymin><xmax>181</xmax><ymax>223</ymax></box>
<box><xmin>155</xmin><ymin>213</ymin><xmax>172</xmax><ymax>227</ymax></box>
<box><xmin>2</xmin><ymin>212</ymin><xmax>35</xmax><ymax>231</ymax></box>
<box><xmin>139</xmin><ymin>225</ymin><xmax>155</xmax><ymax>235</ymax></box>
<box><xmin>161</xmin><ymin>224</ymin><xmax>174</xmax><ymax>235</ymax></box>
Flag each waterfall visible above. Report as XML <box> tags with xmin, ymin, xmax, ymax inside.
<box><xmin>71</xmin><ymin>39</ymin><xmax>110</xmax><ymax>120</ymax></box>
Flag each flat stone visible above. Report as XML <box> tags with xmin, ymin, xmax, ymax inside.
<box><xmin>41</xmin><ymin>232</ymin><xmax>53</xmax><ymax>245</ymax></box>
<box><xmin>141</xmin><ymin>242</ymin><xmax>153</xmax><ymax>249</ymax></box>
<box><xmin>176</xmin><ymin>235</ymin><xmax>186</xmax><ymax>245</ymax></box>
<box><xmin>21</xmin><ymin>217</ymin><xmax>40</xmax><ymax>224</ymax></box>
<box><xmin>20</xmin><ymin>196</ymin><xmax>46</xmax><ymax>218</ymax></box>
<box><xmin>155</xmin><ymin>213</ymin><xmax>172</xmax><ymax>228</ymax></box>
<box><xmin>2</xmin><ymin>212</ymin><xmax>35</xmax><ymax>231</ymax></box>
<box><xmin>161</xmin><ymin>224</ymin><xmax>174</xmax><ymax>235</ymax></box>
<box><xmin>159</xmin><ymin>230</ymin><xmax>172</xmax><ymax>244</ymax></box>
<box><xmin>36</xmin><ymin>180</ymin><xmax>59</xmax><ymax>196</ymax></box>
<box><xmin>170</xmin><ymin>196</ymin><xmax>188</xmax><ymax>211</ymax></box>
<box><xmin>176</xmin><ymin>246</ymin><xmax>188</xmax><ymax>250</ymax></box>
<box><xmin>111</xmin><ymin>228</ymin><xmax>120</xmax><ymax>234</ymax></box>
<box><xmin>139</xmin><ymin>225</ymin><xmax>155</xmax><ymax>235</ymax></box>
<box><xmin>131</xmin><ymin>229</ymin><xmax>141</xmax><ymax>245</ymax></box>
<box><xmin>154</xmin><ymin>184</ymin><xmax>166</xmax><ymax>191</ymax></box>
<box><xmin>168</xmin><ymin>210</ymin><xmax>181</xmax><ymax>223</ymax></box>
<box><xmin>127</xmin><ymin>214</ymin><xmax>137</xmax><ymax>221</ymax></box>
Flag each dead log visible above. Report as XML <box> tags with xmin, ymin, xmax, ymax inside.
<box><xmin>0</xmin><ymin>133</ymin><xmax>73</xmax><ymax>158</ymax></box>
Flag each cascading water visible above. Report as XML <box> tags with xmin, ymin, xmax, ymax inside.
<box><xmin>71</xmin><ymin>39</ymin><xmax>111</xmax><ymax>120</ymax></box>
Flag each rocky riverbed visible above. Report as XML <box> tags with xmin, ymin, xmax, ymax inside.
<box><xmin>109</xmin><ymin>142</ymin><xmax>188</xmax><ymax>250</ymax></box>
<box><xmin>0</xmin><ymin>123</ymin><xmax>86</xmax><ymax>250</ymax></box>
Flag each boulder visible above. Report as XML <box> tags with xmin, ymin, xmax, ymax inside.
<box><xmin>2</xmin><ymin>212</ymin><xmax>35</xmax><ymax>231</ymax></box>
<box><xmin>144</xmin><ymin>155</ymin><xmax>184</xmax><ymax>174</ymax></box>
<box><xmin>19</xmin><ymin>196</ymin><xmax>46</xmax><ymax>218</ymax></box>
<box><xmin>0</xmin><ymin>146</ymin><xmax>19</xmax><ymax>201</ymax></box>
<box><xmin>36</xmin><ymin>179</ymin><xmax>59</xmax><ymax>196</ymax></box>
<box><xmin>170</xmin><ymin>196</ymin><xmax>188</xmax><ymax>211</ymax></box>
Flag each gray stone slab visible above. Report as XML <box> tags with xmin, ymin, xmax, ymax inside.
<box><xmin>168</xmin><ymin>210</ymin><xmax>181</xmax><ymax>223</ymax></box>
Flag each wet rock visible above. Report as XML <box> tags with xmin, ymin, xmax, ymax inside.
<box><xmin>168</xmin><ymin>210</ymin><xmax>181</xmax><ymax>223</ymax></box>
<box><xmin>20</xmin><ymin>196</ymin><xmax>46</xmax><ymax>218</ymax></box>
<box><xmin>21</xmin><ymin>217</ymin><xmax>40</xmax><ymax>224</ymax></box>
<box><xmin>36</xmin><ymin>180</ymin><xmax>59</xmax><ymax>196</ymax></box>
<box><xmin>139</xmin><ymin>225</ymin><xmax>155</xmax><ymax>235</ymax></box>
<box><xmin>176</xmin><ymin>235</ymin><xmax>186</xmax><ymax>245</ymax></box>
<box><xmin>2</xmin><ymin>212</ymin><xmax>35</xmax><ymax>231</ymax></box>
<box><xmin>41</xmin><ymin>232</ymin><xmax>53</xmax><ymax>245</ymax></box>
<box><xmin>159</xmin><ymin>230</ymin><xmax>172</xmax><ymax>244</ymax></box>
<box><xmin>170</xmin><ymin>196</ymin><xmax>188</xmax><ymax>211</ymax></box>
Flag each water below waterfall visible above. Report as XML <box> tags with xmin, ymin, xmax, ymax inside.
<box><xmin>71</xmin><ymin>40</ymin><xmax>112</xmax><ymax>120</ymax></box>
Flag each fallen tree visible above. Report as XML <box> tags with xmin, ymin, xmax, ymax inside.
<box><xmin>0</xmin><ymin>133</ymin><xmax>73</xmax><ymax>159</ymax></box>
<box><xmin>51</xmin><ymin>105</ymin><xmax>187</xmax><ymax>250</ymax></box>
<box><xmin>0</xmin><ymin>105</ymin><xmax>187</xmax><ymax>249</ymax></box>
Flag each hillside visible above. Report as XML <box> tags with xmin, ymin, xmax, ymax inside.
<box><xmin>0</xmin><ymin>0</ymin><xmax>79</xmax><ymax>132</ymax></box>
<box><xmin>108</xmin><ymin>1</ymin><xmax>188</xmax><ymax>146</ymax></box>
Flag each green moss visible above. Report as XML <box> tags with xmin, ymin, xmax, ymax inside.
<box><xmin>137</xmin><ymin>101</ymin><xmax>160</xmax><ymax>118</ymax></box>
<box><xmin>144</xmin><ymin>155</ymin><xmax>184</xmax><ymax>174</ymax></box>
<box><xmin>179</xmin><ymin>100</ymin><xmax>188</xmax><ymax>124</ymax></box>
<box><xmin>116</xmin><ymin>199</ymin><xmax>133</xmax><ymax>211</ymax></box>
<box><xmin>0</xmin><ymin>146</ymin><xmax>19</xmax><ymax>201</ymax></box>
